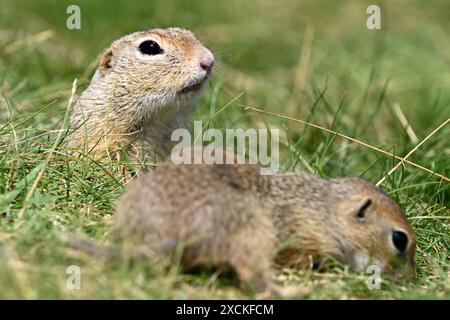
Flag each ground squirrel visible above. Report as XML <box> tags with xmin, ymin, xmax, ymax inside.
<box><xmin>113</xmin><ymin>148</ymin><xmax>416</xmax><ymax>292</ymax></box>
<box><xmin>68</xmin><ymin>28</ymin><xmax>214</xmax><ymax>162</ymax></box>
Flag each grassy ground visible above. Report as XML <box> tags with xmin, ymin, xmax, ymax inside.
<box><xmin>0</xmin><ymin>0</ymin><xmax>449</xmax><ymax>299</ymax></box>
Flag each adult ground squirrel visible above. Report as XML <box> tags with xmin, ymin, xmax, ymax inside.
<box><xmin>114</xmin><ymin>148</ymin><xmax>416</xmax><ymax>292</ymax></box>
<box><xmin>68</xmin><ymin>28</ymin><xmax>214</xmax><ymax>161</ymax></box>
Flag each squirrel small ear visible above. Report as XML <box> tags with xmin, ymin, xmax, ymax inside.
<box><xmin>355</xmin><ymin>199</ymin><xmax>372</xmax><ymax>223</ymax></box>
<box><xmin>99</xmin><ymin>47</ymin><xmax>114</xmax><ymax>75</ymax></box>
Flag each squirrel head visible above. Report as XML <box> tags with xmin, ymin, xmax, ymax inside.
<box><xmin>328</xmin><ymin>177</ymin><xmax>416</xmax><ymax>279</ymax></box>
<box><xmin>97</xmin><ymin>27</ymin><xmax>214</xmax><ymax>119</ymax></box>
<box><xmin>270</xmin><ymin>173</ymin><xmax>415</xmax><ymax>279</ymax></box>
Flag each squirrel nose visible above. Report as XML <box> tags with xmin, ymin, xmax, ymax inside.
<box><xmin>199</xmin><ymin>51</ymin><xmax>214</xmax><ymax>72</ymax></box>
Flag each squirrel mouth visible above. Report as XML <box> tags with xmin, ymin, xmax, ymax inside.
<box><xmin>179</xmin><ymin>77</ymin><xmax>208</xmax><ymax>94</ymax></box>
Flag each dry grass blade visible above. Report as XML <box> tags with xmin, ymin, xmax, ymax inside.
<box><xmin>193</xmin><ymin>92</ymin><xmax>244</xmax><ymax>144</ymax></box>
<box><xmin>391</xmin><ymin>102</ymin><xmax>418</xmax><ymax>143</ymax></box>
<box><xmin>3</xmin><ymin>30</ymin><xmax>54</xmax><ymax>54</ymax></box>
<box><xmin>240</xmin><ymin>104</ymin><xmax>450</xmax><ymax>183</ymax></box>
<box><xmin>287</xmin><ymin>26</ymin><xmax>314</xmax><ymax>119</ymax></box>
<box><xmin>376</xmin><ymin>117</ymin><xmax>450</xmax><ymax>186</ymax></box>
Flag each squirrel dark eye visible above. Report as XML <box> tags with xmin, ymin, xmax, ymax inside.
<box><xmin>138</xmin><ymin>40</ymin><xmax>163</xmax><ymax>55</ymax></box>
<box><xmin>355</xmin><ymin>199</ymin><xmax>372</xmax><ymax>222</ymax></box>
<box><xmin>392</xmin><ymin>230</ymin><xmax>408</xmax><ymax>253</ymax></box>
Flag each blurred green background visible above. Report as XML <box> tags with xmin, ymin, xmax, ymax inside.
<box><xmin>0</xmin><ymin>0</ymin><xmax>448</xmax><ymax>299</ymax></box>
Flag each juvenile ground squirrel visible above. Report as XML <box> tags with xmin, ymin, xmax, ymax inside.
<box><xmin>113</xmin><ymin>148</ymin><xmax>416</xmax><ymax>292</ymax></box>
<box><xmin>69</xmin><ymin>28</ymin><xmax>214</xmax><ymax>162</ymax></box>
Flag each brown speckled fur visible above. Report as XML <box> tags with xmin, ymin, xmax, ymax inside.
<box><xmin>68</xmin><ymin>28</ymin><xmax>214</xmax><ymax>162</ymax></box>
<box><xmin>115</xmin><ymin>151</ymin><xmax>416</xmax><ymax>292</ymax></box>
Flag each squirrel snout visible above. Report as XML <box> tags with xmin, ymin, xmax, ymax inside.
<box><xmin>199</xmin><ymin>50</ymin><xmax>214</xmax><ymax>73</ymax></box>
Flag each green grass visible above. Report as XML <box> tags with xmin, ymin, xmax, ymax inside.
<box><xmin>0</xmin><ymin>0</ymin><xmax>449</xmax><ymax>299</ymax></box>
